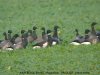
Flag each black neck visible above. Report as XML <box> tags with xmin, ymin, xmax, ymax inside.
<box><xmin>42</xmin><ymin>29</ymin><xmax>46</xmax><ymax>38</ymax></box>
<box><xmin>4</xmin><ymin>33</ymin><xmax>7</xmax><ymax>40</ymax></box>
<box><xmin>11</xmin><ymin>35</ymin><xmax>16</xmax><ymax>44</ymax></box>
<box><xmin>53</xmin><ymin>29</ymin><xmax>58</xmax><ymax>38</ymax></box>
<box><xmin>47</xmin><ymin>34</ymin><xmax>52</xmax><ymax>46</ymax></box>
<box><xmin>8</xmin><ymin>33</ymin><xmax>12</xmax><ymax>40</ymax></box>
<box><xmin>33</xmin><ymin>30</ymin><xmax>37</xmax><ymax>39</ymax></box>
<box><xmin>76</xmin><ymin>31</ymin><xmax>79</xmax><ymax>36</ymax></box>
<box><xmin>91</xmin><ymin>25</ymin><xmax>96</xmax><ymax>34</ymax></box>
<box><xmin>42</xmin><ymin>29</ymin><xmax>46</xmax><ymax>35</ymax></box>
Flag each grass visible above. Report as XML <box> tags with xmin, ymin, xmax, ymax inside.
<box><xmin>0</xmin><ymin>0</ymin><xmax>100</xmax><ymax>75</ymax></box>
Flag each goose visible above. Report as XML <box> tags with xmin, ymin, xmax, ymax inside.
<box><xmin>12</xmin><ymin>30</ymin><xmax>28</xmax><ymax>49</ymax></box>
<box><xmin>0</xmin><ymin>30</ymin><xmax>12</xmax><ymax>43</ymax></box>
<box><xmin>5</xmin><ymin>30</ymin><xmax>14</xmax><ymax>50</ymax></box>
<box><xmin>14</xmin><ymin>30</ymin><xmax>25</xmax><ymax>44</ymax></box>
<box><xmin>33</xmin><ymin>27</ymin><xmax>46</xmax><ymax>45</ymax></box>
<box><xmin>11</xmin><ymin>34</ymin><xmax>19</xmax><ymax>44</ymax></box>
<box><xmin>41</xmin><ymin>27</ymin><xmax>48</xmax><ymax>41</ymax></box>
<box><xmin>27</xmin><ymin>30</ymin><xmax>34</xmax><ymax>43</ymax></box>
<box><xmin>88</xmin><ymin>22</ymin><xmax>99</xmax><ymax>44</ymax></box>
<box><xmin>3</xmin><ymin>31</ymin><xmax>20</xmax><ymax>51</ymax></box>
<box><xmin>70</xmin><ymin>29</ymin><xmax>84</xmax><ymax>45</ymax></box>
<box><xmin>0</xmin><ymin>32</ymin><xmax>7</xmax><ymax>45</ymax></box>
<box><xmin>81</xmin><ymin>29</ymin><xmax>91</xmax><ymax>45</ymax></box>
<box><xmin>32</xmin><ymin>26</ymin><xmax>38</xmax><ymax>40</ymax></box>
<box><xmin>0</xmin><ymin>32</ymin><xmax>8</xmax><ymax>49</ymax></box>
<box><xmin>32</xmin><ymin>30</ymin><xmax>52</xmax><ymax>49</ymax></box>
<box><xmin>52</xmin><ymin>25</ymin><xmax>61</xmax><ymax>45</ymax></box>
<box><xmin>0</xmin><ymin>30</ymin><xmax>13</xmax><ymax>50</ymax></box>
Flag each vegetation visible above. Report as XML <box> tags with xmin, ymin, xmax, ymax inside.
<box><xmin>0</xmin><ymin>0</ymin><xmax>100</xmax><ymax>75</ymax></box>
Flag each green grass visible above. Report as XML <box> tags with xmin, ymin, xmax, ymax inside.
<box><xmin>0</xmin><ymin>0</ymin><xmax>100</xmax><ymax>75</ymax></box>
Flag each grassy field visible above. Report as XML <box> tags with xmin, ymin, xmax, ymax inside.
<box><xmin>0</xmin><ymin>0</ymin><xmax>100</xmax><ymax>75</ymax></box>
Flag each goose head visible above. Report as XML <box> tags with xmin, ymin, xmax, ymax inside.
<box><xmin>47</xmin><ymin>30</ymin><xmax>52</xmax><ymax>35</ymax></box>
<box><xmin>85</xmin><ymin>29</ymin><xmax>90</xmax><ymax>34</ymax></box>
<box><xmin>91</xmin><ymin>22</ymin><xmax>97</xmax><ymax>27</ymax></box>
<box><xmin>33</xmin><ymin>26</ymin><xmax>37</xmax><ymax>30</ymax></box>
<box><xmin>8</xmin><ymin>30</ymin><xmax>12</xmax><ymax>34</ymax></box>
<box><xmin>3</xmin><ymin>32</ymin><xmax>7</xmax><ymax>36</ymax></box>
<box><xmin>75</xmin><ymin>29</ymin><xmax>78</xmax><ymax>32</ymax></box>
<box><xmin>10</xmin><ymin>34</ymin><xmax>19</xmax><ymax>44</ymax></box>
<box><xmin>20</xmin><ymin>30</ymin><xmax>25</xmax><ymax>39</ymax></box>
<box><xmin>21</xmin><ymin>30</ymin><xmax>25</xmax><ymax>34</ymax></box>
<box><xmin>54</xmin><ymin>25</ymin><xmax>59</xmax><ymax>30</ymax></box>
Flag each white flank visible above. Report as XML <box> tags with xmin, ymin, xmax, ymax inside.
<box><xmin>5</xmin><ymin>48</ymin><xmax>13</xmax><ymax>51</ymax></box>
<box><xmin>13</xmin><ymin>44</ymin><xmax>16</xmax><ymax>45</ymax></box>
<box><xmin>33</xmin><ymin>46</ymin><xmax>41</xmax><ymax>49</ymax></box>
<box><xmin>43</xmin><ymin>42</ymin><xmax>48</xmax><ymax>48</ymax></box>
<box><xmin>70</xmin><ymin>42</ymin><xmax>81</xmax><ymax>45</ymax></box>
<box><xmin>81</xmin><ymin>42</ymin><xmax>91</xmax><ymax>45</ymax></box>
<box><xmin>52</xmin><ymin>42</ymin><xmax>57</xmax><ymax>45</ymax></box>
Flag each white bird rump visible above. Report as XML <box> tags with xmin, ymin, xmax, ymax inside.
<box><xmin>70</xmin><ymin>42</ymin><xmax>81</xmax><ymax>45</ymax></box>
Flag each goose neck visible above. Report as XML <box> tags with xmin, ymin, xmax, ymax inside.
<box><xmin>53</xmin><ymin>29</ymin><xmax>58</xmax><ymax>38</ymax></box>
<box><xmin>4</xmin><ymin>33</ymin><xmax>8</xmax><ymax>40</ymax></box>
<box><xmin>8</xmin><ymin>33</ymin><xmax>12</xmax><ymax>40</ymax></box>
<box><xmin>91</xmin><ymin>25</ymin><xmax>96</xmax><ymax>34</ymax></box>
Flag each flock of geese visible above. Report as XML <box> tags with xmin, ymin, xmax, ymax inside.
<box><xmin>0</xmin><ymin>22</ymin><xmax>100</xmax><ymax>51</ymax></box>
<box><xmin>70</xmin><ymin>22</ymin><xmax>100</xmax><ymax>45</ymax></box>
<box><xmin>0</xmin><ymin>26</ymin><xmax>61</xmax><ymax>50</ymax></box>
